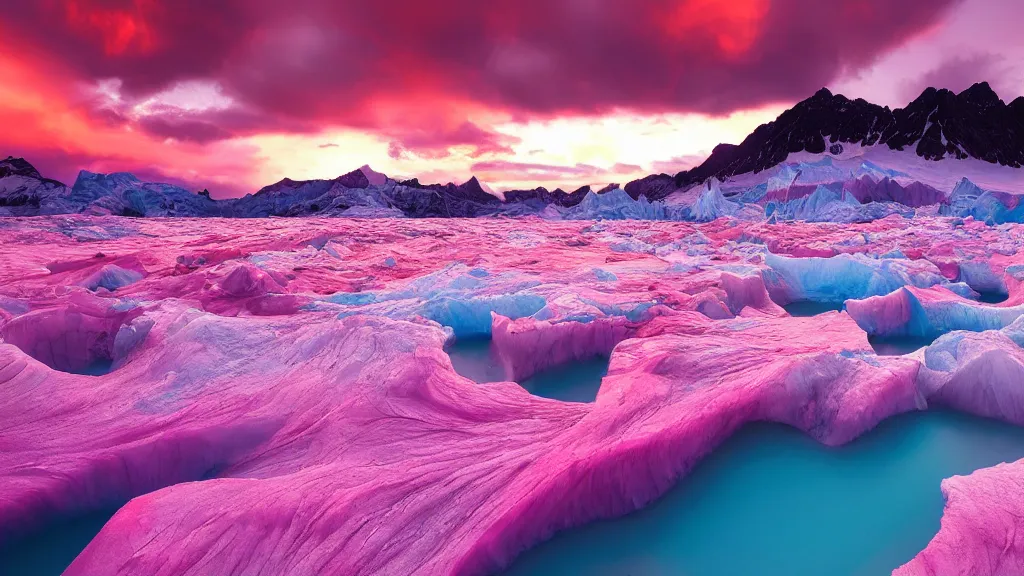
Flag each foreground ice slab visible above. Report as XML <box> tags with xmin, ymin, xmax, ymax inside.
<box><xmin>893</xmin><ymin>459</ymin><xmax>1024</xmax><ymax>576</ymax></box>
<box><xmin>2</xmin><ymin>215</ymin><xmax>1024</xmax><ymax>575</ymax></box>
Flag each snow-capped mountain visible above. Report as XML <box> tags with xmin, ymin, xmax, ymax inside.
<box><xmin>3</xmin><ymin>83</ymin><xmax>1023</xmax><ymax>223</ymax></box>
<box><xmin>659</xmin><ymin>82</ymin><xmax>1024</xmax><ymax>198</ymax></box>
<box><xmin>0</xmin><ymin>156</ymin><xmax>73</xmax><ymax>216</ymax></box>
<box><xmin>70</xmin><ymin>171</ymin><xmax>228</xmax><ymax>217</ymax></box>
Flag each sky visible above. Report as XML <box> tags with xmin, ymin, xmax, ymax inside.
<box><xmin>1</xmin><ymin>0</ymin><xmax>1021</xmax><ymax>198</ymax></box>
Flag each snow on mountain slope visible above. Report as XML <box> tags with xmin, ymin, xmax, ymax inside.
<box><xmin>3</xmin><ymin>84</ymin><xmax>1023</xmax><ymax>222</ymax></box>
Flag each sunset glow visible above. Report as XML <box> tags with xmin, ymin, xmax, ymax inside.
<box><xmin>1</xmin><ymin>0</ymin><xmax>1021</xmax><ymax>196</ymax></box>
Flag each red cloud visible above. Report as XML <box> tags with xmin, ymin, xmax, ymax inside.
<box><xmin>0</xmin><ymin>0</ymin><xmax>963</xmax><ymax>193</ymax></box>
<box><xmin>650</xmin><ymin>154</ymin><xmax>709</xmax><ymax>174</ymax></box>
<box><xmin>64</xmin><ymin>0</ymin><xmax>162</xmax><ymax>56</ymax></box>
<box><xmin>387</xmin><ymin>122</ymin><xmax>520</xmax><ymax>160</ymax></box>
<box><xmin>2</xmin><ymin>0</ymin><xmax>959</xmax><ymax>127</ymax></box>
<box><xmin>471</xmin><ymin>160</ymin><xmax>644</xmax><ymax>183</ymax></box>
<box><xmin>660</xmin><ymin>0</ymin><xmax>770</xmax><ymax>57</ymax></box>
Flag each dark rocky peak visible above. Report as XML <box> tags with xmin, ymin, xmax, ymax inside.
<box><xmin>912</xmin><ymin>82</ymin><xmax>1024</xmax><ymax>166</ymax></box>
<box><xmin>254</xmin><ymin>166</ymin><xmax>376</xmax><ymax>196</ymax></box>
<box><xmin>386</xmin><ymin>174</ymin><xmax>502</xmax><ymax>217</ymax></box>
<box><xmin>624</xmin><ymin>173</ymin><xmax>677</xmax><ymax>201</ymax></box>
<box><xmin>811</xmin><ymin>87</ymin><xmax>834</xmax><ymax>100</ymax></box>
<box><xmin>555</xmin><ymin>185</ymin><xmax>591</xmax><ymax>207</ymax></box>
<box><xmin>1011</xmin><ymin>96</ymin><xmax>1024</xmax><ymax>127</ymax></box>
<box><xmin>446</xmin><ymin>176</ymin><xmax>500</xmax><ymax>205</ymax></box>
<box><xmin>664</xmin><ymin>81</ymin><xmax>1024</xmax><ymax>193</ymax></box>
<box><xmin>667</xmin><ymin>87</ymin><xmax>896</xmax><ymax>191</ymax></box>
<box><xmin>460</xmin><ymin>176</ymin><xmax>488</xmax><ymax>198</ymax></box>
<box><xmin>257</xmin><ymin>177</ymin><xmax>300</xmax><ymax>195</ymax></box>
<box><xmin>401</xmin><ymin>175</ymin><xmax>499</xmax><ymax>204</ymax></box>
<box><xmin>0</xmin><ymin>156</ymin><xmax>70</xmax><ymax>214</ymax></box>
<box><xmin>502</xmin><ymin>186</ymin><xmax>554</xmax><ymax>205</ymax></box>
<box><xmin>334</xmin><ymin>168</ymin><xmax>370</xmax><ymax>189</ymax></box>
<box><xmin>253</xmin><ymin>170</ymin><xmax>370</xmax><ymax>197</ymax></box>
<box><xmin>711</xmin><ymin>142</ymin><xmax>740</xmax><ymax>155</ymax></box>
<box><xmin>596</xmin><ymin>183</ymin><xmax>620</xmax><ymax>194</ymax></box>
<box><xmin>958</xmin><ymin>82</ymin><xmax>1002</xmax><ymax>108</ymax></box>
<box><xmin>0</xmin><ymin>156</ymin><xmax>44</xmax><ymax>180</ymax></box>
<box><xmin>497</xmin><ymin>184</ymin><xmax>592</xmax><ymax>208</ymax></box>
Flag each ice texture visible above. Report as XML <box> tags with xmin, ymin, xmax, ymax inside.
<box><xmin>2</xmin><ymin>215</ymin><xmax>1024</xmax><ymax>575</ymax></box>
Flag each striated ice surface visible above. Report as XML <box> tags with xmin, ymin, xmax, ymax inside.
<box><xmin>2</xmin><ymin>214</ymin><xmax>1024</xmax><ymax>575</ymax></box>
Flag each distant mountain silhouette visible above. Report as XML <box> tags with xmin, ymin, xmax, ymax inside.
<box><xmin>646</xmin><ymin>82</ymin><xmax>1024</xmax><ymax>200</ymax></box>
<box><xmin>4</xmin><ymin>82</ymin><xmax>1024</xmax><ymax>217</ymax></box>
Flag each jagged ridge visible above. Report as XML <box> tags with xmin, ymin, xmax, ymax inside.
<box><xmin>661</xmin><ymin>82</ymin><xmax>1024</xmax><ymax>199</ymax></box>
<box><xmin>2</xmin><ymin>83</ymin><xmax>1023</xmax><ymax>217</ymax></box>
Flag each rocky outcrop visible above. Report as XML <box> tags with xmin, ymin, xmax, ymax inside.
<box><xmin>394</xmin><ymin>176</ymin><xmax>503</xmax><ymax>217</ymax></box>
<box><xmin>70</xmin><ymin>171</ymin><xmax>227</xmax><ymax>217</ymax></box>
<box><xmin>0</xmin><ymin>156</ymin><xmax>72</xmax><ymax>215</ymax></box>
<box><xmin>3</xmin><ymin>83</ymin><xmax>1023</xmax><ymax>219</ymax></box>
<box><xmin>660</xmin><ymin>82</ymin><xmax>1024</xmax><ymax>198</ymax></box>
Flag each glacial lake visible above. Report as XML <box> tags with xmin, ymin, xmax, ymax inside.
<box><xmin>448</xmin><ymin>337</ymin><xmax>1024</xmax><ymax>576</ymax></box>
<box><xmin>782</xmin><ymin>300</ymin><xmax>846</xmax><ymax>317</ymax></box>
<box><xmin>8</xmin><ymin>347</ymin><xmax>1021</xmax><ymax>576</ymax></box>
<box><xmin>0</xmin><ymin>508</ymin><xmax>119</xmax><ymax>576</ymax></box>
<box><xmin>504</xmin><ymin>410</ymin><xmax>1024</xmax><ymax>576</ymax></box>
<box><xmin>447</xmin><ymin>338</ymin><xmax>609</xmax><ymax>402</ymax></box>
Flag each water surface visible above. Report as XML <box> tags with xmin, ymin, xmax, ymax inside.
<box><xmin>0</xmin><ymin>508</ymin><xmax>119</xmax><ymax>576</ymax></box>
<box><xmin>446</xmin><ymin>338</ymin><xmax>507</xmax><ymax>384</ymax></box>
<box><xmin>868</xmin><ymin>335</ymin><xmax>936</xmax><ymax>356</ymax></box>
<box><xmin>783</xmin><ymin>301</ymin><xmax>845</xmax><ymax>317</ymax></box>
<box><xmin>519</xmin><ymin>356</ymin><xmax>609</xmax><ymax>403</ymax></box>
<box><xmin>505</xmin><ymin>411</ymin><xmax>1024</xmax><ymax>576</ymax></box>
<box><xmin>70</xmin><ymin>358</ymin><xmax>115</xmax><ymax>376</ymax></box>
<box><xmin>447</xmin><ymin>338</ymin><xmax>609</xmax><ymax>402</ymax></box>
<box><xmin>977</xmin><ymin>291</ymin><xmax>1010</xmax><ymax>304</ymax></box>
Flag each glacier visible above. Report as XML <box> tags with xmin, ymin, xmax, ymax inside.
<box><xmin>6</xmin><ymin>81</ymin><xmax>1024</xmax><ymax>576</ymax></box>
<box><xmin>2</xmin><ymin>213</ymin><xmax>1024</xmax><ymax>575</ymax></box>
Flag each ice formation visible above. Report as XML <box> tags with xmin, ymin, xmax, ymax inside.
<box><xmin>4</xmin><ymin>81</ymin><xmax>1024</xmax><ymax>575</ymax></box>
<box><xmin>0</xmin><ymin>212</ymin><xmax>1023</xmax><ymax>575</ymax></box>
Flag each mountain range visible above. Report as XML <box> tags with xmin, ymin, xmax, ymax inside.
<box><xmin>3</xmin><ymin>82</ymin><xmax>1023</xmax><ymax>222</ymax></box>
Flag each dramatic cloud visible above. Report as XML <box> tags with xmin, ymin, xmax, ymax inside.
<box><xmin>829</xmin><ymin>0</ymin><xmax>1024</xmax><ymax>107</ymax></box>
<box><xmin>3</xmin><ymin>1</ymin><xmax>960</xmax><ymax>127</ymax></box>
<box><xmin>0</xmin><ymin>45</ymin><xmax>259</xmax><ymax>196</ymax></box>
<box><xmin>901</xmin><ymin>54</ymin><xmax>1018</xmax><ymax>102</ymax></box>
<box><xmin>471</xmin><ymin>160</ymin><xmax>646</xmax><ymax>188</ymax></box>
<box><xmin>650</xmin><ymin>154</ymin><xmax>709</xmax><ymax>175</ymax></box>
<box><xmin>386</xmin><ymin>122</ymin><xmax>520</xmax><ymax>161</ymax></box>
<box><xmin>0</xmin><ymin>0</ymin><xmax>976</xmax><ymax>194</ymax></box>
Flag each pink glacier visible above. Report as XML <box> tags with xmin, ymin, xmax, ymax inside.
<box><xmin>0</xmin><ymin>215</ymin><xmax>1024</xmax><ymax>574</ymax></box>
